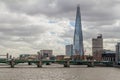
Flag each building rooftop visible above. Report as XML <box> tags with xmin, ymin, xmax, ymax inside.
<box><xmin>103</xmin><ymin>50</ymin><xmax>116</xmax><ymax>54</ymax></box>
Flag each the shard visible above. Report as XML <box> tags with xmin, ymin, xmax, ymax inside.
<box><xmin>73</xmin><ymin>6</ymin><xmax>84</xmax><ymax>56</ymax></box>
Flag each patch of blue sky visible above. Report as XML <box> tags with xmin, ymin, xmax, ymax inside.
<box><xmin>57</xmin><ymin>39</ymin><xmax>71</xmax><ymax>45</ymax></box>
<box><xmin>50</xmin><ymin>32</ymin><xmax>56</xmax><ymax>35</ymax></box>
<box><xmin>69</xmin><ymin>21</ymin><xmax>75</xmax><ymax>27</ymax></box>
<box><xmin>48</xmin><ymin>20</ymin><xmax>57</xmax><ymax>23</ymax></box>
<box><xmin>64</xmin><ymin>40</ymin><xmax>72</xmax><ymax>45</ymax></box>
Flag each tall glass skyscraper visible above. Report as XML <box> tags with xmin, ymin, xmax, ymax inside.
<box><xmin>73</xmin><ymin>6</ymin><xmax>84</xmax><ymax>56</ymax></box>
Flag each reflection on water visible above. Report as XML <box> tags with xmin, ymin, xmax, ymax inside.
<box><xmin>0</xmin><ymin>63</ymin><xmax>120</xmax><ymax>80</ymax></box>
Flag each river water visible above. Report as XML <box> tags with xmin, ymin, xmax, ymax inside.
<box><xmin>0</xmin><ymin>63</ymin><xmax>120</xmax><ymax>80</ymax></box>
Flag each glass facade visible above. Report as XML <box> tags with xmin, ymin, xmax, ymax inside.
<box><xmin>73</xmin><ymin>6</ymin><xmax>84</xmax><ymax>56</ymax></box>
<box><xmin>66</xmin><ymin>44</ymin><xmax>73</xmax><ymax>56</ymax></box>
<box><xmin>116</xmin><ymin>43</ymin><xmax>120</xmax><ymax>63</ymax></box>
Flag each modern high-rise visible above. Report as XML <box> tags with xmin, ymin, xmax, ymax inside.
<box><xmin>65</xmin><ymin>44</ymin><xmax>73</xmax><ymax>56</ymax></box>
<box><xmin>116</xmin><ymin>43</ymin><xmax>120</xmax><ymax>64</ymax></box>
<box><xmin>92</xmin><ymin>34</ymin><xmax>103</xmax><ymax>61</ymax></box>
<box><xmin>73</xmin><ymin>6</ymin><xmax>84</xmax><ymax>56</ymax></box>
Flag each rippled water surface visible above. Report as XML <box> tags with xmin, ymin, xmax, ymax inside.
<box><xmin>0</xmin><ymin>63</ymin><xmax>120</xmax><ymax>80</ymax></box>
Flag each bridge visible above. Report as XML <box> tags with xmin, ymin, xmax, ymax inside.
<box><xmin>0</xmin><ymin>59</ymin><xmax>114</xmax><ymax>68</ymax></box>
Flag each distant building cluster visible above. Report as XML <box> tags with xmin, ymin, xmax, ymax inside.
<box><xmin>64</xmin><ymin>33</ymin><xmax>120</xmax><ymax>64</ymax></box>
<box><xmin>92</xmin><ymin>34</ymin><xmax>116</xmax><ymax>62</ymax></box>
<box><xmin>19</xmin><ymin>54</ymin><xmax>38</xmax><ymax>60</ymax></box>
<box><xmin>1</xmin><ymin>5</ymin><xmax>120</xmax><ymax>65</ymax></box>
<box><xmin>19</xmin><ymin>50</ymin><xmax>54</xmax><ymax>61</ymax></box>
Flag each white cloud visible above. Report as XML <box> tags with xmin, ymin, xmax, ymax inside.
<box><xmin>0</xmin><ymin>0</ymin><xmax>119</xmax><ymax>57</ymax></box>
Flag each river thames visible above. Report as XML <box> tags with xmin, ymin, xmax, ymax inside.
<box><xmin>0</xmin><ymin>63</ymin><xmax>120</xmax><ymax>80</ymax></box>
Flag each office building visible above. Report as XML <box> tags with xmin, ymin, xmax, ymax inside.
<box><xmin>92</xmin><ymin>34</ymin><xmax>103</xmax><ymax>61</ymax></box>
<box><xmin>102</xmin><ymin>50</ymin><xmax>115</xmax><ymax>62</ymax></box>
<box><xmin>65</xmin><ymin>44</ymin><xmax>73</xmax><ymax>56</ymax></box>
<box><xmin>73</xmin><ymin>5</ymin><xmax>84</xmax><ymax>57</ymax></box>
<box><xmin>116</xmin><ymin>43</ymin><xmax>120</xmax><ymax>64</ymax></box>
<box><xmin>40</xmin><ymin>50</ymin><xmax>53</xmax><ymax>59</ymax></box>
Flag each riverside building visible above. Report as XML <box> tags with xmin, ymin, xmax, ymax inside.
<box><xmin>116</xmin><ymin>43</ymin><xmax>120</xmax><ymax>64</ymax></box>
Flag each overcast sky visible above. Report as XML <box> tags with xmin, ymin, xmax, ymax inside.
<box><xmin>0</xmin><ymin>0</ymin><xmax>120</xmax><ymax>57</ymax></box>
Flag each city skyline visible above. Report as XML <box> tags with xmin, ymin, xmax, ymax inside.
<box><xmin>0</xmin><ymin>0</ymin><xmax>120</xmax><ymax>57</ymax></box>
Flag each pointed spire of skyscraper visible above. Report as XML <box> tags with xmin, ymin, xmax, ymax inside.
<box><xmin>73</xmin><ymin>5</ymin><xmax>84</xmax><ymax>57</ymax></box>
<box><xmin>76</xmin><ymin>5</ymin><xmax>81</xmax><ymax>19</ymax></box>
